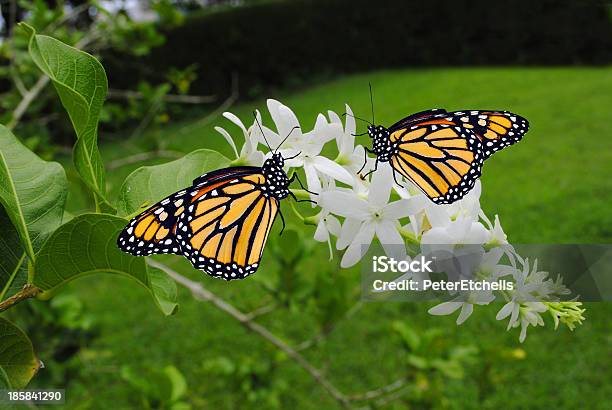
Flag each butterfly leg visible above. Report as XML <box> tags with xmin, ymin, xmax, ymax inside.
<box><xmin>392</xmin><ymin>169</ymin><xmax>404</xmax><ymax>188</ymax></box>
<box><xmin>357</xmin><ymin>147</ymin><xmax>374</xmax><ymax>175</ymax></box>
<box><xmin>289</xmin><ymin>173</ymin><xmax>317</xmax><ymax>195</ymax></box>
<box><xmin>360</xmin><ymin>158</ymin><xmax>378</xmax><ymax>179</ymax></box>
<box><xmin>289</xmin><ymin>191</ymin><xmax>317</xmax><ymax>205</ymax></box>
<box><xmin>278</xmin><ymin>207</ymin><xmax>286</xmax><ymax>235</ymax></box>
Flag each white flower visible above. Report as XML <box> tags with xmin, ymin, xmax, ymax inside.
<box><xmin>327</xmin><ymin>105</ymin><xmax>356</xmax><ymax>161</ymax></box>
<box><xmin>264</xmin><ymin>100</ymin><xmax>352</xmax><ymax>196</ymax></box>
<box><xmin>427</xmin><ymin>248</ymin><xmax>503</xmax><ymax>324</ymax></box>
<box><xmin>497</xmin><ymin>301</ymin><xmax>547</xmax><ymax>342</ymax></box>
<box><xmin>326</xmin><ymin>105</ymin><xmax>375</xmax><ymax>176</ymax></box>
<box><xmin>496</xmin><ymin>258</ymin><xmax>571</xmax><ymax>342</ymax></box>
<box><xmin>319</xmin><ymin>164</ymin><xmax>425</xmax><ymax>267</ymax></box>
<box><xmin>428</xmin><ymin>300</ymin><xmax>475</xmax><ymax>325</ymax></box>
<box><xmin>420</xmin><ymin>216</ymin><xmax>489</xmax><ymax>255</ymax></box>
<box><xmin>311</xmin><ymin>177</ymin><xmax>342</xmax><ymax>259</ymax></box>
<box><xmin>215</xmin><ymin>112</ymin><xmax>265</xmax><ymax>166</ymax></box>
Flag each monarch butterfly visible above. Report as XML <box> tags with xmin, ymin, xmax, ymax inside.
<box><xmin>356</xmin><ymin>107</ymin><xmax>529</xmax><ymax>204</ymax></box>
<box><xmin>117</xmin><ymin>123</ymin><xmax>309</xmax><ymax>280</ymax></box>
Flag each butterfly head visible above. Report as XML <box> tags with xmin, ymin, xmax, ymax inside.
<box><xmin>270</xmin><ymin>152</ymin><xmax>285</xmax><ymax>168</ymax></box>
<box><xmin>367</xmin><ymin>125</ymin><xmax>386</xmax><ymax>138</ymax></box>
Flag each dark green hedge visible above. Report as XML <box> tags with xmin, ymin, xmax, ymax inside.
<box><xmin>105</xmin><ymin>0</ymin><xmax>612</xmax><ymax>98</ymax></box>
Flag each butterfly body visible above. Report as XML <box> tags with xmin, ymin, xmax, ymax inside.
<box><xmin>365</xmin><ymin>109</ymin><xmax>529</xmax><ymax>204</ymax></box>
<box><xmin>118</xmin><ymin>153</ymin><xmax>295</xmax><ymax>281</ymax></box>
<box><xmin>368</xmin><ymin>125</ymin><xmax>394</xmax><ymax>162</ymax></box>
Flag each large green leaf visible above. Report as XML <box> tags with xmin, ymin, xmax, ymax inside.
<box><xmin>0</xmin><ymin>125</ymin><xmax>67</xmax><ymax>261</ymax></box>
<box><xmin>33</xmin><ymin>214</ymin><xmax>177</xmax><ymax>315</ymax></box>
<box><xmin>0</xmin><ymin>317</ymin><xmax>40</xmax><ymax>389</ymax></box>
<box><xmin>20</xmin><ymin>23</ymin><xmax>113</xmax><ymax>213</ymax></box>
<box><xmin>0</xmin><ymin>209</ymin><xmax>28</xmax><ymax>301</ymax></box>
<box><xmin>117</xmin><ymin>149</ymin><xmax>230</xmax><ymax>216</ymax></box>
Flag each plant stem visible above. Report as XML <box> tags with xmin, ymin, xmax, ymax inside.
<box><xmin>148</xmin><ymin>259</ymin><xmax>352</xmax><ymax>409</ymax></box>
<box><xmin>8</xmin><ymin>75</ymin><xmax>50</xmax><ymax>130</ymax></box>
<box><xmin>108</xmin><ymin>89</ymin><xmax>216</xmax><ymax>104</ymax></box>
<box><xmin>0</xmin><ymin>284</ymin><xmax>41</xmax><ymax>312</ymax></box>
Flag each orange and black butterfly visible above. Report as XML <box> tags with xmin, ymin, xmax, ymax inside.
<box><xmin>117</xmin><ymin>125</ymin><xmax>309</xmax><ymax>280</ymax></box>
<box><xmin>359</xmin><ymin>108</ymin><xmax>529</xmax><ymax>204</ymax></box>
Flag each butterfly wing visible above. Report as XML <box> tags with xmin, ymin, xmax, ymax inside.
<box><xmin>390</xmin><ymin>109</ymin><xmax>528</xmax><ymax>159</ymax></box>
<box><xmin>390</xmin><ymin>124</ymin><xmax>484</xmax><ymax>204</ymax></box>
<box><xmin>438</xmin><ymin>110</ymin><xmax>528</xmax><ymax>158</ymax></box>
<box><xmin>177</xmin><ymin>171</ymin><xmax>278</xmax><ymax>281</ymax></box>
<box><xmin>388</xmin><ymin>108</ymin><xmax>448</xmax><ymax>132</ymax></box>
<box><xmin>117</xmin><ymin>189</ymin><xmax>192</xmax><ymax>256</ymax></box>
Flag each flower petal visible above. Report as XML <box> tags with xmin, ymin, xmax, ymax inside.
<box><xmin>428</xmin><ymin>301</ymin><xmax>462</xmax><ymax>316</ymax></box>
<box><xmin>267</xmin><ymin>99</ymin><xmax>301</xmax><ymax>138</ymax></box>
<box><xmin>375</xmin><ymin>220</ymin><xmax>406</xmax><ymax>261</ymax></box>
<box><xmin>223</xmin><ymin>112</ymin><xmax>248</xmax><ymax>137</ymax></box>
<box><xmin>383</xmin><ymin>197</ymin><xmax>426</xmax><ymax>220</ymax></box>
<box><xmin>214</xmin><ymin>126</ymin><xmax>239</xmax><ymax>158</ymax></box>
<box><xmin>304</xmin><ymin>163</ymin><xmax>322</xmax><ymax>204</ymax></box>
<box><xmin>312</xmin><ymin>156</ymin><xmax>353</xmax><ymax>185</ymax></box>
<box><xmin>344</xmin><ymin>104</ymin><xmax>356</xmax><ymax>137</ymax></box>
<box><xmin>341</xmin><ymin>222</ymin><xmax>375</xmax><ymax>268</ymax></box>
<box><xmin>314</xmin><ymin>219</ymin><xmax>329</xmax><ymax>242</ymax></box>
<box><xmin>326</xmin><ymin>214</ymin><xmax>342</xmax><ymax>237</ymax></box>
<box><xmin>456</xmin><ymin>303</ymin><xmax>474</xmax><ymax>324</ymax></box>
<box><xmin>319</xmin><ymin>191</ymin><xmax>370</xmax><ymax>219</ymax></box>
<box><xmin>369</xmin><ymin>163</ymin><xmax>394</xmax><ymax>208</ymax></box>
<box><xmin>337</xmin><ymin>217</ymin><xmax>361</xmax><ymax>250</ymax></box>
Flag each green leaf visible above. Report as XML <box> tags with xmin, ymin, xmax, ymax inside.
<box><xmin>0</xmin><ymin>125</ymin><xmax>67</xmax><ymax>261</ymax></box>
<box><xmin>20</xmin><ymin>23</ymin><xmax>113</xmax><ymax>213</ymax></box>
<box><xmin>33</xmin><ymin>214</ymin><xmax>177</xmax><ymax>315</ymax></box>
<box><xmin>392</xmin><ymin>321</ymin><xmax>421</xmax><ymax>351</ymax></box>
<box><xmin>0</xmin><ymin>317</ymin><xmax>40</xmax><ymax>389</ymax></box>
<box><xmin>0</xmin><ymin>209</ymin><xmax>28</xmax><ymax>301</ymax></box>
<box><xmin>117</xmin><ymin>149</ymin><xmax>230</xmax><ymax>216</ymax></box>
<box><xmin>148</xmin><ymin>267</ymin><xmax>179</xmax><ymax>316</ymax></box>
<box><xmin>164</xmin><ymin>365</ymin><xmax>187</xmax><ymax>402</ymax></box>
<box><xmin>406</xmin><ymin>354</ymin><xmax>428</xmax><ymax>370</ymax></box>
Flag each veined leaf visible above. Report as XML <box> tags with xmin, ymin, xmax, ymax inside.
<box><xmin>20</xmin><ymin>23</ymin><xmax>114</xmax><ymax>213</ymax></box>
<box><xmin>0</xmin><ymin>126</ymin><xmax>67</xmax><ymax>261</ymax></box>
<box><xmin>117</xmin><ymin>149</ymin><xmax>230</xmax><ymax>216</ymax></box>
<box><xmin>148</xmin><ymin>267</ymin><xmax>179</xmax><ymax>316</ymax></box>
<box><xmin>0</xmin><ymin>209</ymin><xmax>28</xmax><ymax>301</ymax></box>
<box><xmin>0</xmin><ymin>317</ymin><xmax>40</xmax><ymax>389</ymax></box>
<box><xmin>33</xmin><ymin>214</ymin><xmax>177</xmax><ymax>315</ymax></box>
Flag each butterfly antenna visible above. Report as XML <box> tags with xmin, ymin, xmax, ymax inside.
<box><xmin>369</xmin><ymin>82</ymin><xmax>375</xmax><ymax>124</ymax></box>
<box><xmin>253</xmin><ymin>111</ymin><xmax>273</xmax><ymax>152</ymax></box>
<box><xmin>275</xmin><ymin>126</ymin><xmax>300</xmax><ymax>153</ymax></box>
<box><xmin>342</xmin><ymin>112</ymin><xmax>373</xmax><ymax>126</ymax></box>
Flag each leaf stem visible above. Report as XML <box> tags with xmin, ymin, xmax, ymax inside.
<box><xmin>0</xmin><ymin>284</ymin><xmax>41</xmax><ymax>312</ymax></box>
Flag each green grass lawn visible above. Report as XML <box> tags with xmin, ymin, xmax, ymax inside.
<box><xmin>24</xmin><ymin>67</ymin><xmax>612</xmax><ymax>409</ymax></box>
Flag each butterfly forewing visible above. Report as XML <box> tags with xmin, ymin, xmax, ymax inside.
<box><xmin>383</xmin><ymin>108</ymin><xmax>528</xmax><ymax>204</ymax></box>
<box><xmin>391</xmin><ymin>125</ymin><xmax>484</xmax><ymax>204</ymax></box>
<box><xmin>388</xmin><ymin>108</ymin><xmax>448</xmax><ymax>132</ymax></box>
<box><xmin>176</xmin><ymin>172</ymin><xmax>279</xmax><ymax>280</ymax></box>
<box><xmin>442</xmin><ymin>110</ymin><xmax>529</xmax><ymax>158</ymax></box>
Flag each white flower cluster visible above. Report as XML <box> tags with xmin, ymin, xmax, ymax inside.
<box><xmin>217</xmin><ymin>99</ymin><xmax>585</xmax><ymax>342</ymax></box>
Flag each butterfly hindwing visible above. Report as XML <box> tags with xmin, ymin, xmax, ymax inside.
<box><xmin>176</xmin><ymin>171</ymin><xmax>279</xmax><ymax>281</ymax></box>
<box><xmin>390</xmin><ymin>123</ymin><xmax>484</xmax><ymax>204</ymax></box>
<box><xmin>117</xmin><ymin>189</ymin><xmax>191</xmax><ymax>256</ymax></box>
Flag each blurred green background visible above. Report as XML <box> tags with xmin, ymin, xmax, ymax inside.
<box><xmin>1</xmin><ymin>1</ymin><xmax>611</xmax><ymax>409</ymax></box>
